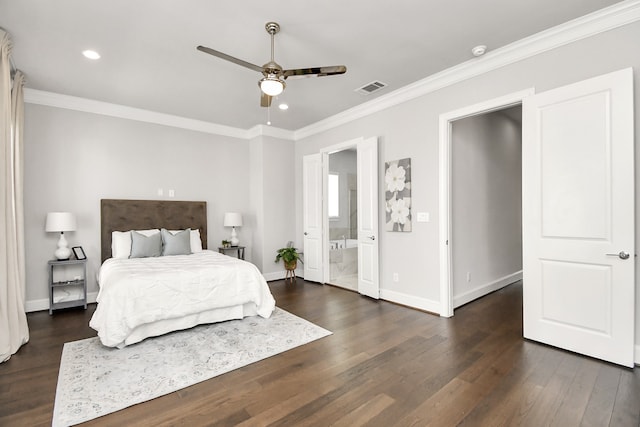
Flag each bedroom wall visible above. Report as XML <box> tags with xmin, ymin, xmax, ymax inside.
<box><xmin>24</xmin><ymin>104</ymin><xmax>253</xmax><ymax>309</ymax></box>
<box><xmin>294</xmin><ymin>21</ymin><xmax>640</xmax><ymax>347</ymax></box>
<box><xmin>249</xmin><ymin>134</ymin><xmax>297</xmax><ymax>279</ymax></box>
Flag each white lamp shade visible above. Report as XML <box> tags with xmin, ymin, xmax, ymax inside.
<box><xmin>45</xmin><ymin>212</ymin><xmax>77</xmax><ymax>232</ymax></box>
<box><xmin>223</xmin><ymin>212</ymin><xmax>243</xmax><ymax>227</ymax></box>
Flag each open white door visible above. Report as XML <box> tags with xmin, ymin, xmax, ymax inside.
<box><xmin>357</xmin><ymin>137</ymin><xmax>380</xmax><ymax>298</ymax></box>
<box><xmin>303</xmin><ymin>153</ymin><xmax>323</xmax><ymax>283</ymax></box>
<box><xmin>522</xmin><ymin>68</ymin><xmax>635</xmax><ymax>367</ymax></box>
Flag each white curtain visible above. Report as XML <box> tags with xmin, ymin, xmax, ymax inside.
<box><xmin>1</xmin><ymin>29</ymin><xmax>29</xmax><ymax>363</ymax></box>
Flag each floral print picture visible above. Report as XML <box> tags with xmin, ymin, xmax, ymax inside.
<box><xmin>385</xmin><ymin>158</ymin><xmax>411</xmax><ymax>232</ymax></box>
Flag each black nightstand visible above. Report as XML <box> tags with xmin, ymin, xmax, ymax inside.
<box><xmin>218</xmin><ymin>246</ymin><xmax>245</xmax><ymax>260</ymax></box>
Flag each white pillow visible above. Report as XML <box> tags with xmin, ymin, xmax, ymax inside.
<box><xmin>169</xmin><ymin>229</ymin><xmax>203</xmax><ymax>253</ymax></box>
<box><xmin>111</xmin><ymin>229</ymin><xmax>160</xmax><ymax>259</ymax></box>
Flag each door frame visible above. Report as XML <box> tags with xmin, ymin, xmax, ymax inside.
<box><xmin>438</xmin><ymin>88</ymin><xmax>534</xmax><ymax>317</ymax></box>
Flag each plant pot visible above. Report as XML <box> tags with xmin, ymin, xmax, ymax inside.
<box><xmin>284</xmin><ymin>260</ymin><xmax>297</xmax><ymax>271</ymax></box>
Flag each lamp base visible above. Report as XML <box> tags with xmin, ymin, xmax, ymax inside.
<box><xmin>230</xmin><ymin>227</ymin><xmax>239</xmax><ymax>246</ymax></box>
<box><xmin>55</xmin><ymin>232</ymin><xmax>72</xmax><ymax>260</ymax></box>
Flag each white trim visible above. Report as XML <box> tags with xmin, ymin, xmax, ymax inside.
<box><xmin>25</xmin><ymin>291</ymin><xmax>98</xmax><ymax>313</ymax></box>
<box><xmin>294</xmin><ymin>0</ymin><xmax>640</xmax><ymax>140</ymax></box>
<box><xmin>379</xmin><ymin>289</ymin><xmax>440</xmax><ymax>314</ymax></box>
<box><xmin>636</xmin><ymin>345</ymin><xmax>640</xmax><ymax>365</ymax></box>
<box><xmin>23</xmin><ymin>2</ymin><xmax>640</xmax><ymax>142</ymax></box>
<box><xmin>439</xmin><ymin>89</ymin><xmax>534</xmax><ymax>317</ymax></box>
<box><xmin>246</xmin><ymin>124</ymin><xmax>295</xmax><ymax>141</ymax></box>
<box><xmin>24</xmin><ymin>89</ymin><xmax>250</xmax><ymax>139</ymax></box>
<box><xmin>453</xmin><ymin>271</ymin><xmax>523</xmax><ymax>308</ymax></box>
<box><xmin>24</xmin><ymin>88</ymin><xmax>296</xmax><ymax>141</ymax></box>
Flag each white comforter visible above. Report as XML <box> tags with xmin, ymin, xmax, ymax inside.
<box><xmin>89</xmin><ymin>250</ymin><xmax>275</xmax><ymax>348</ymax></box>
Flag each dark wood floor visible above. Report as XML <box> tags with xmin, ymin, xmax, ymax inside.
<box><xmin>1</xmin><ymin>280</ymin><xmax>639</xmax><ymax>426</ymax></box>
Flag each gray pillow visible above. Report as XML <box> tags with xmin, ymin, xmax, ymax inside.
<box><xmin>130</xmin><ymin>231</ymin><xmax>162</xmax><ymax>258</ymax></box>
<box><xmin>161</xmin><ymin>228</ymin><xmax>192</xmax><ymax>256</ymax></box>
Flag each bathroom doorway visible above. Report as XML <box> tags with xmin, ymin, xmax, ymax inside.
<box><xmin>327</xmin><ymin>148</ymin><xmax>358</xmax><ymax>290</ymax></box>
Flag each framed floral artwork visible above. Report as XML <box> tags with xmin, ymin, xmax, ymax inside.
<box><xmin>385</xmin><ymin>158</ymin><xmax>411</xmax><ymax>232</ymax></box>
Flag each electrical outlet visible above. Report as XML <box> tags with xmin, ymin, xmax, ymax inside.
<box><xmin>157</xmin><ymin>188</ymin><xmax>163</xmax><ymax>196</ymax></box>
<box><xmin>393</xmin><ymin>273</ymin><xmax>399</xmax><ymax>283</ymax></box>
<box><xmin>168</xmin><ymin>189</ymin><xmax>175</xmax><ymax>197</ymax></box>
<box><xmin>466</xmin><ymin>272</ymin><xmax>471</xmax><ymax>282</ymax></box>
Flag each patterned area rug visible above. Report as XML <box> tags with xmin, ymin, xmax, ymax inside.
<box><xmin>53</xmin><ymin>308</ymin><xmax>331</xmax><ymax>426</ymax></box>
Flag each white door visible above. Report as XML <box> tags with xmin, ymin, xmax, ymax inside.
<box><xmin>522</xmin><ymin>68</ymin><xmax>635</xmax><ymax>367</ymax></box>
<box><xmin>303</xmin><ymin>154</ymin><xmax>324</xmax><ymax>283</ymax></box>
<box><xmin>357</xmin><ymin>137</ymin><xmax>380</xmax><ymax>298</ymax></box>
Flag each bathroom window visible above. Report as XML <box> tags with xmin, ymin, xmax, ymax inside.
<box><xmin>328</xmin><ymin>173</ymin><xmax>339</xmax><ymax>219</ymax></box>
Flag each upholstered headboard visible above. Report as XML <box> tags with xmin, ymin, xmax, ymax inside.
<box><xmin>100</xmin><ymin>199</ymin><xmax>208</xmax><ymax>263</ymax></box>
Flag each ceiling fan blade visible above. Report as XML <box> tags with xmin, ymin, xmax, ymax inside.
<box><xmin>197</xmin><ymin>45</ymin><xmax>264</xmax><ymax>73</ymax></box>
<box><xmin>260</xmin><ymin>92</ymin><xmax>273</xmax><ymax>108</ymax></box>
<box><xmin>282</xmin><ymin>65</ymin><xmax>347</xmax><ymax>79</ymax></box>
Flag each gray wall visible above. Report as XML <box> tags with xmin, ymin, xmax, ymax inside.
<box><xmin>25</xmin><ymin>104</ymin><xmax>252</xmax><ymax>306</ymax></box>
<box><xmin>250</xmin><ymin>135</ymin><xmax>297</xmax><ymax>277</ymax></box>
<box><xmin>294</xmin><ymin>21</ymin><xmax>640</xmax><ymax>345</ymax></box>
<box><xmin>451</xmin><ymin>107</ymin><xmax>522</xmax><ymax>306</ymax></box>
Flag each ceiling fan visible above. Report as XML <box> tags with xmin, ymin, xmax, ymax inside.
<box><xmin>197</xmin><ymin>22</ymin><xmax>347</xmax><ymax>107</ymax></box>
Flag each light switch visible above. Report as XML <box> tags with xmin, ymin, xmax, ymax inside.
<box><xmin>417</xmin><ymin>212</ymin><xmax>430</xmax><ymax>222</ymax></box>
<box><xmin>157</xmin><ymin>188</ymin><xmax>163</xmax><ymax>196</ymax></box>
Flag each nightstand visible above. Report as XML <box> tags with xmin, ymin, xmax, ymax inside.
<box><xmin>48</xmin><ymin>259</ymin><xmax>87</xmax><ymax>315</ymax></box>
<box><xmin>218</xmin><ymin>246</ymin><xmax>245</xmax><ymax>260</ymax></box>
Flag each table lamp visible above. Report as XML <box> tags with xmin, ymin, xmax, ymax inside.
<box><xmin>45</xmin><ymin>212</ymin><xmax>77</xmax><ymax>260</ymax></box>
<box><xmin>223</xmin><ymin>212</ymin><xmax>242</xmax><ymax>246</ymax></box>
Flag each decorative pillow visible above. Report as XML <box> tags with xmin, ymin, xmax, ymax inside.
<box><xmin>130</xmin><ymin>230</ymin><xmax>162</xmax><ymax>258</ymax></box>
<box><xmin>168</xmin><ymin>229</ymin><xmax>203</xmax><ymax>253</ymax></box>
<box><xmin>161</xmin><ymin>228</ymin><xmax>192</xmax><ymax>256</ymax></box>
<box><xmin>112</xmin><ymin>229</ymin><xmax>159</xmax><ymax>259</ymax></box>
<box><xmin>190</xmin><ymin>229</ymin><xmax>203</xmax><ymax>252</ymax></box>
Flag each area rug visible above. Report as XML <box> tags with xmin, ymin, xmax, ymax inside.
<box><xmin>52</xmin><ymin>308</ymin><xmax>331</xmax><ymax>426</ymax></box>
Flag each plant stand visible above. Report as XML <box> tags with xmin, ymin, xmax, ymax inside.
<box><xmin>284</xmin><ymin>260</ymin><xmax>297</xmax><ymax>283</ymax></box>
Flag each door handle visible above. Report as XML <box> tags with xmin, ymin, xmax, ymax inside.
<box><xmin>304</xmin><ymin>232</ymin><xmax>308</xmax><ymax>236</ymax></box>
<box><xmin>369</xmin><ymin>235</ymin><xmax>375</xmax><ymax>240</ymax></box>
<box><xmin>606</xmin><ymin>251</ymin><xmax>630</xmax><ymax>260</ymax></box>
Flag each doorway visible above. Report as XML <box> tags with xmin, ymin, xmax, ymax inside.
<box><xmin>439</xmin><ymin>89</ymin><xmax>534</xmax><ymax>317</ymax></box>
<box><xmin>450</xmin><ymin>105</ymin><xmax>523</xmax><ymax>308</ymax></box>
<box><xmin>303</xmin><ymin>137</ymin><xmax>380</xmax><ymax>298</ymax></box>
<box><xmin>327</xmin><ymin>148</ymin><xmax>359</xmax><ymax>290</ymax></box>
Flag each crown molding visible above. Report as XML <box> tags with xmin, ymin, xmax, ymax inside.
<box><xmin>246</xmin><ymin>124</ymin><xmax>295</xmax><ymax>140</ymax></box>
<box><xmin>294</xmin><ymin>0</ymin><xmax>640</xmax><ymax>140</ymax></box>
<box><xmin>23</xmin><ymin>88</ymin><xmax>261</xmax><ymax>140</ymax></box>
<box><xmin>23</xmin><ymin>1</ymin><xmax>640</xmax><ymax>142</ymax></box>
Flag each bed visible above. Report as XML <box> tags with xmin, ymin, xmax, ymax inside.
<box><xmin>89</xmin><ymin>199</ymin><xmax>276</xmax><ymax>348</ymax></box>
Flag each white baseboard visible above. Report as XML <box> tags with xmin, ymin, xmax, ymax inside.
<box><xmin>636</xmin><ymin>345</ymin><xmax>640</xmax><ymax>366</ymax></box>
<box><xmin>379</xmin><ymin>289</ymin><xmax>440</xmax><ymax>314</ymax></box>
<box><xmin>25</xmin><ymin>292</ymin><xmax>98</xmax><ymax>313</ymax></box>
<box><xmin>453</xmin><ymin>271</ymin><xmax>523</xmax><ymax>308</ymax></box>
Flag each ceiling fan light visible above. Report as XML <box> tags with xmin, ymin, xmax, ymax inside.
<box><xmin>259</xmin><ymin>75</ymin><xmax>285</xmax><ymax>96</ymax></box>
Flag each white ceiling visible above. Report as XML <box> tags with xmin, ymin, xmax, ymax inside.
<box><xmin>0</xmin><ymin>0</ymin><xmax>623</xmax><ymax>130</ymax></box>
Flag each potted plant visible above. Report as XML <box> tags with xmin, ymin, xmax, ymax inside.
<box><xmin>221</xmin><ymin>239</ymin><xmax>231</xmax><ymax>248</ymax></box>
<box><xmin>275</xmin><ymin>247</ymin><xmax>303</xmax><ymax>271</ymax></box>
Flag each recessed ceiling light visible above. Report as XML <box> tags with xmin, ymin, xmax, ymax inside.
<box><xmin>278</xmin><ymin>103</ymin><xmax>289</xmax><ymax>110</ymax></box>
<box><xmin>82</xmin><ymin>50</ymin><xmax>101</xmax><ymax>60</ymax></box>
<box><xmin>471</xmin><ymin>45</ymin><xmax>487</xmax><ymax>57</ymax></box>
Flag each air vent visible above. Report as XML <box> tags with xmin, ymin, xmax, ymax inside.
<box><xmin>355</xmin><ymin>80</ymin><xmax>387</xmax><ymax>95</ymax></box>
